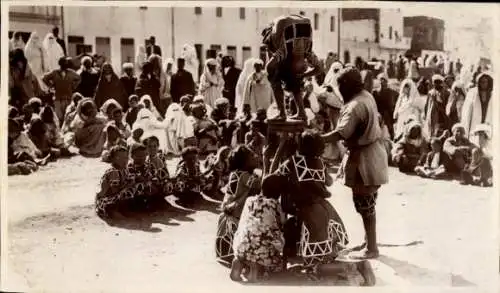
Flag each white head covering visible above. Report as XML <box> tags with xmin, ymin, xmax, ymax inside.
<box><xmin>235</xmin><ymin>58</ymin><xmax>259</xmax><ymax>113</ymax></box>
<box><xmin>43</xmin><ymin>33</ymin><xmax>64</xmax><ymax>72</ymax></box>
<box><xmin>24</xmin><ymin>31</ymin><xmax>49</xmax><ymax>80</ymax></box>
<box><xmin>323</xmin><ymin>61</ymin><xmax>343</xmax><ymax>87</ymax></box>
<box><xmin>400</xmin><ymin>79</ymin><xmax>419</xmax><ymax>97</ymax></box>
<box><xmin>139</xmin><ymin>95</ymin><xmax>161</xmax><ymax>119</ymax></box>
<box><xmin>163</xmin><ymin>57</ymin><xmax>176</xmax><ymax>74</ymax></box>
<box><xmin>135</xmin><ymin>45</ymin><xmax>147</xmax><ymax>73</ymax></box>
<box><xmin>181</xmin><ymin>44</ymin><xmax>199</xmax><ymax>81</ymax></box>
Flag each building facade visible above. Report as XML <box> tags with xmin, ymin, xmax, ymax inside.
<box><xmin>60</xmin><ymin>6</ymin><xmax>339</xmax><ymax>73</ymax></box>
<box><xmin>404</xmin><ymin>16</ymin><xmax>445</xmax><ymax>54</ymax></box>
<box><xmin>9</xmin><ymin>6</ymin><xmax>62</xmax><ymax>42</ymax></box>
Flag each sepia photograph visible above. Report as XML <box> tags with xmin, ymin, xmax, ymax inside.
<box><xmin>1</xmin><ymin>1</ymin><xmax>498</xmax><ymax>292</ymax></box>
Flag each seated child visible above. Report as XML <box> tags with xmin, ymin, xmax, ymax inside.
<box><xmin>62</xmin><ymin>92</ymin><xmax>84</xmax><ymax>133</ymax></box>
<box><xmin>102</xmin><ymin>122</ymin><xmax>127</xmax><ymax>163</ymax></box>
<box><xmin>127</xmin><ymin>125</ymin><xmax>144</xmax><ymax>147</ymax></box>
<box><xmin>28</xmin><ymin>97</ymin><xmax>43</xmax><ymax>115</ymax></box>
<box><xmin>95</xmin><ymin>145</ymin><xmax>139</xmax><ymax>219</ymax></box>
<box><xmin>245</xmin><ymin>118</ymin><xmax>267</xmax><ymax>169</ymax></box>
<box><xmin>40</xmin><ymin>106</ymin><xmax>70</xmax><ymax>156</ymax></box>
<box><xmin>111</xmin><ymin>107</ymin><xmax>131</xmax><ymax>139</ymax></box>
<box><xmin>125</xmin><ymin>94</ymin><xmax>141</xmax><ymax>128</ymax></box>
<box><xmin>443</xmin><ymin>123</ymin><xmax>474</xmax><ymax>174</ymax></box>
<box><xmin>215</xmin><ymin>145</ymin><xmax>261</xmax><ymax>265</ymax></box>
<box><xmin>174</xmin><ymin>146</ymin><xmax>205</xmax><ymax>205</ymax></box>
<box><xmin>230</xmin><ymin>174</ymin><xmax>286</xmax><ymax>282</ymax></box>
<box><xmin>193</xmin><ymin>95</ymin><xmax>213</xmax><ymax>118</ymax></box>
<box><xmin>100</xmin><ymin>99</ymin><xmax>123</xmax><ymax>122</ymax></box>
<box><xmin>415</xmin><ymin>137</ymin><xmax>451</xmax><ymax>179</ymax></box>
<box><xmin>143</xmin><ymin>133</ymin><xmax>174</xmax><ymax>198</ymax></box>
<box><xmin>392</xmin><ymin>121</ymin><xmax>428</xmax><ymax>173</ymax></box>
<box><xmin>212</xmin><ymin>98</ymin><xmax>237</xmax><ymax>146</ymax></box>
<box><xmin>126</xmin><ymin>142</ymin><xmax>158</xmax><ymax>210</ymax></box>
<box><xmin>27</xmin><ymin>116</ymin><xmax>61</xmax><ymax>160</ymax></box>
<box><xmin>460</xmin><ymin>124</ymin><xmax>493</xmax><ymax>187</ymax></box>
<box><xmin>203</xmin><ymin>146</ymin><xmax>231</xmax><ymax>198</ymax></box>
<box><xmin>8</xmin><ymin>118</ymin><xmax>42</xmax><ymax>175</ymax></box>
<box><xmin>191</xmin><ymin>103</ymin><xmax>219</xmax><ymax>156</ymax></box>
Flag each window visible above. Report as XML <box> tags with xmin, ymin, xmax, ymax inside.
<box><xmin>120</xmin><ymin>38</ymin><xmax>135</xmax><ymax>65</ymax></box>
<box><xmin>330</xmin><ymin>16</ymin><xmax>335</xmax><ymax>32</ymax></box>
<box><xmin>216</xmin><ymin>7</ymin><xmax>222</xmax><ymax>17</ymax></box>
<box><xmin>242</xmin><ymin>46</ymin><xmax>252</xmax><ymax>63</ymax></box>
<box><xmin>96</xmin><ymin>37</ymin><xmax>111</xmax><ymax>61</ymax></box>
<box><xmin>314</xmin><ymin>13</ymin><xmax>319</xmax><ymax>30</ymax></box>
<box><xmin>299</xmin><ymin>11</ymin><xmax>305</xmax><ymax>16</ymax></box>
<box><xmin>389</xmin><ymin>26</ymin><xmax>393</xmax><ymax>40</ymax></box>
<box><xmin>194</xmin><ymin>7</ymin><xmax>202</xmax><ymax>15</ymax></box>
<box><xmin>210</xmin><ymin>44</ymin><xmax>222</xmax><ymax>52</ymax></box>
<box><xmin>227</xmin><ymin>46</ymin><xmax>237</xmax><ymax>63</ymax></box>
<box><xmin>68</xmin><ymin>35</ymin><xmax>84</xmax><ymax>58</ymax></box>
<box><xmin>239</xmin><ymin>7</ymin><xmax>245</xmax><ymax>20</ymax></box>
<box><xmin>139</xmin><ymin>6</ymin><xmax>147</xmax><ymax>10</ymax></box>
<box><xmin>76</xmin><ymin>44</ymin><xmax>92</xmax><ymax>56</ymax></box>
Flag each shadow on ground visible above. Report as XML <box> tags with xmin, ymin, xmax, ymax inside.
<box><xmin>377</xmin><ymin>254</ymin><xmax>476</xmax><ymax>287</ymax></box>
<box><xmin>104</xmin><ymin>195</ymin><xmax>221</xmax><ymax>233</ymax></box>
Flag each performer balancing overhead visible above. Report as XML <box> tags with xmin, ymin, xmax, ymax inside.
<box><xmin>262</xmin><ymin>14</ymin><xmax>323</xmax><ymax>122</ymax></box>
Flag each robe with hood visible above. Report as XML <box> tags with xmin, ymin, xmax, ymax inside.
<box><xmin>43</xmin><ymin>33</ymin><xmax>65</xmax><ymax>73</ymax></box>
<box><xmin>393</xmin><ymin>79</ymin><xmax>422</xmax><ymax>140</ymax></box>
<box><xmin>242</xmin><ymin>59</ymin><xmax>274</xmax><ymax>113</ymax></box>
<box><xmin>93</xmin><ymin>63</ymin><xmax>128</xmax><ymax>109</ymax></box>
<box><xmin>181</xmin><ymin>44</ymin><xmax>200</xmax><ymax>83</ymax></box>
<box><xmin>199</xmin><ymin>58</ymin><xmax>224</xmax><ymax>109</ymax></box>
<box><xmin>235</xmin><ymin>58</ymin><xmax>259</xmax><ymax>115</ymax></box>
<box><xmin>461</xmin><ymin>72</ymin><xmax>493</xmax><ymax>145</ymax></box>
<box><xmin>133</xmin><ymin>108</ymin><xmax>168</xmax><ymax>152</ymax></box>
<box><xmin>24</xmin><ymin>32</ymin><xmax>49</xmax><ymax>91</ymax></box>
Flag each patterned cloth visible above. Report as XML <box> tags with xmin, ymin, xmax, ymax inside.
<box><xmin>233</xmin><ymin>196</ymin><xmax>285</xmax><ymax>271</ymax></box>
<box><xmin>174</xmin><ymin>160</ymin><xmax>204</xmax><ymax>195</ymax></box>
<box><xmin>146</xmin><ymin>151</ymin><xmax>174</xmax><ymax>195</ymax></box>
<box><xmin>274</xmin><ymin>155</ymin><xmax>349</xmax><ymax>267</ymax></box>
<box><xmin>203</xmin><ymin>153</ymin><xmax>230</xmax><ymax>194</ymax></box>
<box><xmin>95</xmin><ymin>167</ymin><xmax>138</xmax><ymax>217</ymax></box>
<box><xmin>215</xmin><ymin>171</ymin><xmax>261</xmax><ymax>264</ymax></box>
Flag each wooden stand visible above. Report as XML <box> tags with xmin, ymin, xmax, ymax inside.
<box><xmin>263</xmin><ymin>119</ymin><xmax>306</xmax><ymax>176</ymax></box>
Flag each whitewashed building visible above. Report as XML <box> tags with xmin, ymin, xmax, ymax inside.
<box><xmin>378</xmin><ymin>8</ymin><xmax>411</xmax><ymax>61</ymax></box>
<box><xmin>60</xmin><ymin>6</ymin><xmax>339</xmax><ymax>73</ymax></box>
<box><xmin>8</xmin><ymin>6</ymin><xmax>62</xmax><ymax>42</ymax></box>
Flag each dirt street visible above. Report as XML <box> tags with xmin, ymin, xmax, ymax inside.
<box><xmin>3</xmin><ymin>156</ymin><xmax>497</xmax><ymax>292</ymax></box>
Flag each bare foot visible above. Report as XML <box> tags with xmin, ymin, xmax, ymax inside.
<box><xmin>230</xmin><ymin>258</ymin><xmax>243</xmax><ymax>281</ymax></box>
<box><xmin>352</xmin><ymin>249</ymin><xmax>379</xmax><ymax>260</ymax></box>
<box><xmin>356</xmin><ymin>260</ymin><xmax>376</xmax><ymax>286</ymax></box>
<box><xmin>268</xmin><ymin>112</ymin><xmax>287</xmax><ymax>121</ymax></box>
<box><xmin>246</xmin><ymin>263</ymin><xmax>259</xmax><ymax>283</ymax></box>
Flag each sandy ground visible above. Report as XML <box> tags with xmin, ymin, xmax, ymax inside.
<box><xmin>2</xmin><ymin>156</ymin><xmax>498</xmax><ymax>292</ymax></box>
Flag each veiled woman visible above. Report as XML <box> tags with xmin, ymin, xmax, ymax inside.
<box><xmin>135</xmin><ymin>45</ymin><xmax>147</xmax><ymax>76</ymax></box>
<box><xmin>242</xmin><ymin>59</ymin><xmax>274</xmax><ymax>113</ymax></box>
<box><xmin>180</xmin><ymin>44</ymin><xmax>200</xmax><ymax>83</ymax></box>
<box><xmin>199</xmin><ymin>59</ymin><xmax>224</xmax><ymax>109</ymax></box>
<box><xmin>94</xmin><ymin>63</ymin><xmax>128</xmax><ymax>109</ymax></box>
<box><xmin>235</xmin><ymin>58</ymin><xmax>259</xmax><ymax>115</ymax></box>
<box><xmin>393</xmin><ymin>79</ymin><xmax>422</xmax><ymax>140</ymax></box>
<box><xmin>461</xmin><ymin>72</ymin><xmax>493</xmax><ymax>146</ymax></box>
<box><xmin>70</xmin><ymin>98</ymin><xmax>107</xmax><ymax>157</ymax></box>
<box><xmin>9</xmin><ymin>49</ymin><xmax>42</xmax><ymax>110</ymax></box>
<box><xmin>43</xmin><ymin>33</ymin><xmax>65</xmax><ymax>73</ymax></box>
<box><xmin>24</xmin><ymin>32</ymin><xmax>49</xmax><ymax>91</ymax></box>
